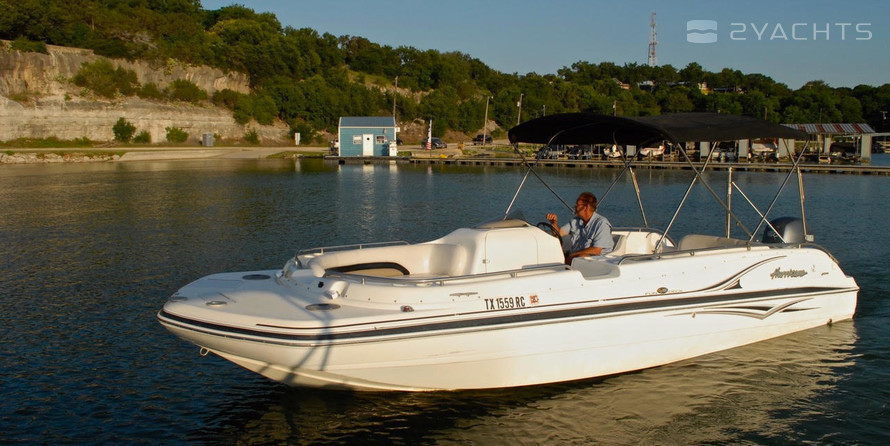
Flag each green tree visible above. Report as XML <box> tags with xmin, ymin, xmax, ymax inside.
<box><xmin>244</xmin><ymin>129</ymin><xmax>259</xmax><ymax>144</ymax></box>
<box><xmin>10</xmin><ymin>37</ymin><xmax>48</xmax><ymax>54</ymax></box>
<box><xmin>138</xmin><ymin>83</ymin><xmax>165</xmax><ymax>100</ymax></box>
<box><xmin>165</xmin><ymin>126</ymin><xmax>189</xmax><ymax>143</ymax></box>
<box><xmin>168</xmin><ymin>79</ymin><xmax>207</xmax><ymax>103</ymax></box>
<box><xmin>133</xmin><ymin>130</ymin><xmax>151</xmax><ymax>143</ymax></box>
<box><xmin>679</xmin><ymin>62</ymin><xmax>705</xmax><ymax>85</ymax></box>
<box><xmin>72</xmin><ymin>59</ymin><xmax>139</xmax><ymax>98</ymax></box>
<box><xmin>660</xmin><ymin>90</ymin><xmax>695</xmax><ymax>113</ymax></box>
<box><xmin>112</xmin><ymin>117</ymin><xmax>136</xmax><ymax>142</ymax></box>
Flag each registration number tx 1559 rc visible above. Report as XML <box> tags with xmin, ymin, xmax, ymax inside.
<box><xmin>484</xmin><ymin>296</ymin><xmax>527</xmax><ymax>311</ymax></box>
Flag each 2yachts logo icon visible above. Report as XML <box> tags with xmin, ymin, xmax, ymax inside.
<box><xmin>687</xmin><ymin>19</ymin><xmax>872</xmax><ymax>44</ymax></box>
<box><xmin>687</xmin><ymin>20</ymin><xmax>718</xmax><ymax>43</ymax></box>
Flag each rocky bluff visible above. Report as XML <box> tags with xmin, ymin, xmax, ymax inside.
<box><xmin>0</xmin><ymin>42</ymin><xmax>288</xmax><ymax>144</ymax></box>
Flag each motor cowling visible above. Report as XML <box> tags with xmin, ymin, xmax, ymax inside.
<box><xmin>761</xmin><ymin>217</ymin><xmax>808</xmax><ymax>244</ymax></box>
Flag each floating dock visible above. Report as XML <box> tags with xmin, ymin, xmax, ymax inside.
<box><xmin>327</xmin><ymin>156</ymin><xmax>890</xmax><ymax>175</ymax></box>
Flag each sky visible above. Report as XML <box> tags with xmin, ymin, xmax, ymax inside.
<box><xmin>200</xmin><ymin>0</ymin><xmax>889</xmax><ymax>89</ymax></box>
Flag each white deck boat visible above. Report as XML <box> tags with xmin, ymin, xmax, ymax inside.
<box><xmin>158</xmin><ymin>113</ymin><xmax>858</xmax><ymax>391</ymax></box>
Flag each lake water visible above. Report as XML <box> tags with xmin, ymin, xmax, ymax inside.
<box><xmin>2</xmin><ymin>156</ymin><xmax>889</xmax><ymax>444</ymax></box>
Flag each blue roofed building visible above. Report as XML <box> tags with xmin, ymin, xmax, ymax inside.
<box><xmin>337</xmin><ymin>116</ymin><xmax>399</xmax><ymax>157</ymax></box>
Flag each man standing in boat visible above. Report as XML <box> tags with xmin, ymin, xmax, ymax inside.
<box><xmin>546</xmin><ymin>192</ymin><xmax>614</xmax><ymax>262</ymax></box>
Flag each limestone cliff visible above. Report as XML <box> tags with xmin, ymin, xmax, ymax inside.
<box><xmin>0</xmin><ymin>42</ymin><xmax>289</xmax><ymax>144</ymax></box>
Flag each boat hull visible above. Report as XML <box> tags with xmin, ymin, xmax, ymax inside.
<box><xmin>159</xmin><ymin>284</ymin><xmax>856</xmax><ymax>391</ymax></box>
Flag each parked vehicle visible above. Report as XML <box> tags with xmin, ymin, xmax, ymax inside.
<box><xmin>472</xmin><ymin>134</ymin><xmax>493</xmax><ymax>145</ymax></box>
<box><xmin>329</xmin><ymin>138</ymin><xmax>339</xmax><ymax>153</ymax></box>
<box><xmin>422</xmin><ymin>137</ymin><xmax>447</xmax><ymax>149</ymax></box>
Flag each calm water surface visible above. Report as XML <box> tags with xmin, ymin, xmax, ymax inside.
<box><xmin>2</xmin><ymin>156</ymin><xmax>889</xmax><ymax>444</ymax></box>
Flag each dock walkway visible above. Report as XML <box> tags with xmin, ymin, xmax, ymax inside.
<box><xmin>329</xmin><ymin>156</ymin><xmax>890</xmax><ymax>175</ymax></box>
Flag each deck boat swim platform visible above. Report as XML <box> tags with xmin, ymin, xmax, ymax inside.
<box><xmin>158</xmin><ymin>113</ymin><xmax>858</xmax><ymax>391</ymax></box>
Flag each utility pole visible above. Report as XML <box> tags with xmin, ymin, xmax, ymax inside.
<box><xmin>516</xmin><ymin>93</ymin><xmax>523</xmax><ymax>125</ymax></box>
<box><xmin>392</xmin><ymin>76</ymin><xmax>398</xmax><ymax>119</ymax></box>
<box><xmin>483</xmin><ymin>96</ymin><xmax>491</xmax><ymax>146</ymax></box>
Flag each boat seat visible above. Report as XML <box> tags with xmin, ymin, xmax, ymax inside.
<box><xmin>607</xmin><ymin>231</ymin><xmax>671</xmax><ymax>256</ymax></box>
<box><xmin>307</xmin><ymin>243</ymin><xmax>468</xmax><ymax>277</ymax></box>
<box><xmin>678</xmin><ymin>234</ymin><xmax>750</xmax><ymax>251</ymax></box>
<box><xmin>609</xmin><ymin>234</ymin><xmax>628</xmax><ymax>256</ymax></box>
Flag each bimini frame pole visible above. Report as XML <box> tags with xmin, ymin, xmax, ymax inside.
<box><xmin>505</xmin><ymin>143</ymin><xmax>574</xmax><ymax>217</ymax></box>
<box><xmin>598</xmin><ymin>134</ymin><xmax>649</xmax><ymax>228</ymax></box>
<box><xmin>726</xmin><ymin>167</ymin><xmax>733</xmax><ymax>238</ymax></box>
<box><xmin>629</xmin><ymin>167</ymin><xmax>649</xmax><ymax>228</ymax></box>
<box><xmin>798</xmin><ymin>162</ymin><xmax>810</xmax><ymax>240</ymax></box>
<box><xmin>748</xmin><ymin>139</ymin><xmax>813</xmax><ymax>242</ymax></box>
<box><xmin>656</xmin><ymin>141</ymin><xmax>754</xmax><ymax>252</ymax></box>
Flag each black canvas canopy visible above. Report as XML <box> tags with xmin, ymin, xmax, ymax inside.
<box><xmin>508</xmin><ymin>112</ymin><xmax>808</xmax><ymax>147</ymax></box>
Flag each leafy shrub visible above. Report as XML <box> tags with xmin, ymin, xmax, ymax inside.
<box><xmin>138</xmin><ymin>83</ymin><xmax>165</xmax><ymax>100</ymax></box>
<box><xmin>168</xmin><ymin>79</ymin><xmax>207</xmax><ymax>103</ymax></box>
<box><xmin>244</xmin><ymin>129</ymin><xmax>260</xmax><ymax>145</ymax></box>
<box><xmin>133</xmin><ymin>131</ymin><xmax>151</xmax><ymax>144</ymax></box>
<box><xmin>165</xmin><ymin>126</ymin><xmax>189</xmax><ymax>143</ymax></box>
<box><xmin>112</xmin><ymin>118</ymin><xmax>136</xmax><ymax>142</ymax></box>
<box><xmin>0</xmin><ymin>137</ymin><xmax>93</xmax><ymax>148</ymax></box>
<box><xmin>212</xmin><ymin>89</ymin><xmax>245</xmax><ymax>109</ymax></box>
<box><xmin>88</xmin><ymin>38</ymin><xmax>132</xmax><ymax>59</ymax></box>
<box><xmin>73</xmin><ymin>60</ymin><xmax>139</xmax><ymax>98</ymax></box>
<box><xmin>230</xmin><ymin>93</ymin><xmax>277</xmax><ymax>125</ymax></box>
<box><xmin>249</xmin><ymin>94</ymin><xmax>278</xmax><ymax>125</ymax></box>
<box><xmin>232</xmin><ymin>101</ymin><xmax>252</xmax><ymax>125</ymax></box>
<box><xmin>10</xmin><ymin>37</ymin><xmax>48</xmax><ymax>54</ymax></box>
<box><xmin>290</xmin><ymin>121</ymin><xmax>317</xmax><ymax>146</ymax></box>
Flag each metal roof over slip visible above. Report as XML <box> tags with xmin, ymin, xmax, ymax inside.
<box><xmin>783</xmin><ymin>123</ymin><xmax>875</xmax><ymax>135</ymax></box>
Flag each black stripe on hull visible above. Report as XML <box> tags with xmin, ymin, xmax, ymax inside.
<box><xmin>157</xmin><ymin>286</ymin><xmax>853</xmax><ymax>345</ymax></box>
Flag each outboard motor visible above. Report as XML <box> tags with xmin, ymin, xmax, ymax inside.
<box><xmin>761</xmin><ymin>217</ymin><xmax>808</xmax><ymax>244</ymax></box>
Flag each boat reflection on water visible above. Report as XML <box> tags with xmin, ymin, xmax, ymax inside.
<box><xmin>196</xmin><ymin>322</ymin><xmax>858</xmax><ymax>444</ymax></box>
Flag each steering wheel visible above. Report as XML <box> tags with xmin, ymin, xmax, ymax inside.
<box><xmin>536</xmin><ymin>221</ymin><xmax>561</xmax><ymax>239</ymax></box>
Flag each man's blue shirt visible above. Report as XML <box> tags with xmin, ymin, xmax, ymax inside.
<box><xmin>561</xmin><ymin>212</ymin><xmax>613</xmax><ymax>255</ymax></box>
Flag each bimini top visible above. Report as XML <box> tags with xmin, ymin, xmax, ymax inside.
<box><xmin>508</xmin><ymin>112</ymin><xmax>808</xmax><ymax>147</ymax></box>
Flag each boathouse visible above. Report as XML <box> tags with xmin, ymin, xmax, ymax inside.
<box><xmin>783</xmin><ymin>123</ymin><xmax>876</xmax><ymax>163</ymax></box>
<box><xmin>337</xmin><ymin>116</ymin><xmax>399</xmax><ymax>157</ymax></box>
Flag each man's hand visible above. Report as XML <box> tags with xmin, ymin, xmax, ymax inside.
<box><xmin>546</xmin><ymin>213</ymin><xmax>558</xmax><ymax>226</ymax></box>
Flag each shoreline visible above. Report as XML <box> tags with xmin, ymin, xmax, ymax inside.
<box><xmin>3</xmin><ymin>146</ymin><xmax>888</xmax><ymax>176</ymax></box>
<box><xmin>0</xmin><ymin>146</ymin><xmax>330</xmax><ymax>164</ymax></box>
<box><xmin>0</xmin><ymin>143</ymin><xmax>471</xmax><ymax>164</ymax></box>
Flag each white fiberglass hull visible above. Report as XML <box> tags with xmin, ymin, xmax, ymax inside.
<box><xmin>158</xmin><ymin>225</ymin><xmax>858</xmax><ymax>391</ymax></box>
<box><xmin>162</xmin><ymin>289</ymin><xmax>855</xmax><ymax>391</ymax></box>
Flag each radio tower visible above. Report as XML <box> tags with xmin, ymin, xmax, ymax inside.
<box><xmin>648</xmin><ymin>12</ymin><xmax>657</xmax><ymax>67</ymax></box>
